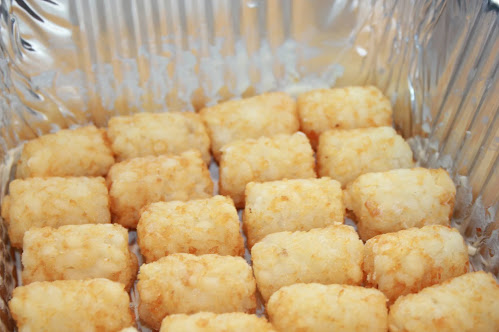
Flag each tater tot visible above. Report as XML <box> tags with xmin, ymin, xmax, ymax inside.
<box><xmin>317</xmin><ymin>127</ymin><xmax>414</xmax><ymax>186</ymax></box>
<box><xmin>107</xmin><ymin>150</ymin><xmax>213</xmax><ymax>228</ymax></box>
<box><xmin>388</xmin><ymin>272</ymin><xmax>499</xmax><ymax>332</ymax></box>
<box><xmin>267</xmin><ymin>283</ymin><xmax>388</xmax><ymax>332</ymax></box>
<box><xmin>297</xmin><ymin>86</ymin><xmax>393</xmax><ymax>148</ymax></box>
<box><xmin>9</xmin><ymin>279</ymin><xmax>134</xmax><ymax>332</ymax></box>
<box><xmin>251</xmin><ymin>225</ymin><xmax>363</xmax><ymax>302</ymax></box>
<box><xmin>364</xmin><ymin>225</ymin><xmax>468</xmax><ymax>303</ymax></box>
<box><xmin>219</xmin><ymin>132</ymin><xmax>315</xmax><ymax>207</ymax></box>
<box><xmin>107</xmin><ymin>112</ymin><xmax>211</xmax><ymax>163</ymax></box>
<box><xmin>200</xmin><ymin>92</ymin><xmax>299</xmax><ymax>161</ymax></box>
<box><xmin>160</xmin><ymin>312</ymin><xmax>276</xmax><ymax>332</ymax></box>
<box><xmin>16</xmin><ymin>125</ymin><xmax>114</xmax><ymax>178</ymax></box>
<box><xmin>138</xmin><ymin>253</ymin><xmax>256</xmax><ymax>330</ymax></box>
<box><xmin>345</xmin><ymin>168</ymin><xmax>456</xmax><ymax>241</ymax></box>
<box><xmin>22</xmin><ymin>224</ymin><xmax>138</xmax><ymax>290</ymax></box>
<box><xmin>137</xmin><ymin>196</ymin><xmax>244</xmax><ymax>262</ymax></box>
<box><xmin>243</xmin><ymin>178</ymin><xmax>344</xmax><ymax>248</ymax></box>
<box><xmin>1</xmin><ymin>177</ymin><xmax>110</xmax><ymax>248</ymax></box>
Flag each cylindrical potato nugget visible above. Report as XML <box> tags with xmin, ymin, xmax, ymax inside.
<box><xmin>364</xmin><ymin>225</ymin><xmax>468</xmax><ymax>303</ymax></box>
<box><xmin>243</xmin><ymin>178</ymin><xmax>344</xmax><ymax>248</ymax></box>
<box><xmin>107</xmin><ymin>112</ymin><xmax>211</xmax><ymax>163</ymax></box>
<box><xmin>22</xmin><ymin>224</ymin><xmax>138</xmax><ymax>290</ymax></box>
<box><xmin>9</xmin><ymin>279</ymin><xmax>134</xmax><ymax>332</ymax></box>
<box><xmin>251</xmin><ymin>225</ymin><xmax>364</xmax><ymax>302</ymax></box>
<box><xmin>200</xmin><ymin>92</ymin><xmax>299</xmax><ymax>161</ymax></box>
<box><xmin>160</xmin><ymin>312</ymin><xmax>276</xmax><ymax>332</ymax></box>
<box><xmin>138</xmin><ymin>253</ymin><xmax>257</xmax><ymax>330</ymax></box>
<box><xmin>267</xmin><ymin>283</ymin><xmax>388</xmax><ymax>332</ymax></box>
<box><xmin>16</xmin><ymin>125</ymin><xmax>114</xmax><ymax>178</ymax></box>
<box><xmin>388</xmin><ymin>272</ymin><xmax>499</xmax><ymax>332</ymax></box>
<box><xmin>107</xmin><ymin>150</ymin><xmax>213</xmax><ymax>228</ymax></box>
<box><xmin>345</xmin><ymin>168</ymin><xmax>456</xmax><ymax>241</ymax></box>
<box><xmin>1</xmin><ymin>177</ymin><xmax>110</xmax><ymax>248</ymax></box>
<box><xmin>297</xmin><ymin>86</ymin><xmax>393</xmax><ymax>148</ymax></box>
<box><xmin>219</xmin><ymin>132</ymin><xmax>315</xmax><ymax>207</ymax></box>
<box><xmin>137</xmin><ymin>196</ymin><xmax>244</xmax><ymax>262</ymax></box>
<box><xmin>317</xmin><ymin>127</ymin><xmax>414</xmax><ymax>186</ymax></box>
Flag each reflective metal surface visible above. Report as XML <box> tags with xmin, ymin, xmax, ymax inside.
<box><xmin>0</xmin><ymin>0</ymin><xmax>497</xmax><ymax>330</ymax></box>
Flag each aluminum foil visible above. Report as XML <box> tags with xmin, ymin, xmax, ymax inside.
<box><xmin>0</xmin><ymin>0</ymin><xmax>497</xmax><ymax>331</ymax></box>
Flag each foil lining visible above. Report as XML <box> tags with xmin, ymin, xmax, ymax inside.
<box><xmin>0</xmin><ymin>0</ymin><xmax>497</xmax><ymax>331</ymax></box>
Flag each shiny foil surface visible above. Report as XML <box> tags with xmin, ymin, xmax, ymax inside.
<box><xmin>0</xmin><ymin>1</ymin><xmax>497</xmax><ymax>331</ymax></box>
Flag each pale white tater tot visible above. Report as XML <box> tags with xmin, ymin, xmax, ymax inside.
<box><xmin>267</xmin><ymin>283</ymin><xmax>388</xmax><ymax>332</ymax></box>
<box><xmin>159</xmin><ymin>312</ymin><xmax>276</xmax><ymax>332</ymax></box>
<box><xmin>297</xmin><ymin>86</ymin><xmax>392</xmax><ymax>148</ymax></box>
<box><xmin>107</xmin><ymin>112</ymin><xmax>211</xmax><ymax>163</ymax></box>
<box><xmin>22</xmin><ymin>224</ymin><xmax>138</xmax><ymax>290</ymax></box>
<box><xmin>364</xmin><ymin>225</ymin><xmax>468</xmax><ymax>303</ymax></box>
<box><xmin>138</xmin><ymin>253</ymin><xmax>256</xmax><ymax>330</ymax></box>
<box><xmin>200</xmin><ymin>92</ymin><xmax>299</xmax><ymax>161</ymax></box>
<box><xmin>243</xmin><ymin>178</ymin><xmax>344</xmax><ymax>248</ymax></box>
<box><xmin>388</xmin><ymin>272</ymin><xmax>499</xmax><ymax>332</ymax></box>
<box><xmin>251</xmin><ymin>225</ymin><xmax>364</xmax><ymax>302</ymax></box>
<box><xmin>9</xmin><ymin>279</ymin><xmax>134</xmax><ymax>332</ymax></box>
<box><xmin>16</xmin><ymin>125</ymin><xmax>114</xmax><ymax>178</ymax></box>
<box><xmin>219</xmin><ymin>132</ymin><xmax>315</xmax><ymax>208</ymax></box>
<box><xmin>317</xmin><ymin>126</ymin><xmax>414</xmax><ymax>186</ymax></box>
<box><xmin>345</xmin><ymin>168</ymin><xmax>456</xmax><ymax>241</ymax></box>
<box><xmin>107</xmin><ymin>150</ymin><xmax>213</xmax><ymax>228</ymax></box>
<box><xmin>137</xmin><ymin>196</ymin><xmax>244</xmax><ymax>262</ymax></box>
<box><xmin>1</xmin><ymin>177</ymin><xmax>110</xmax><ymax>248</ymax></box>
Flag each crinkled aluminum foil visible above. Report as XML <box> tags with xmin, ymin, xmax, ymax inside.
<box><xmin>0</xmin><ymin>0</ymin><xmax>497</xmax><ymax>331</ymax></box>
